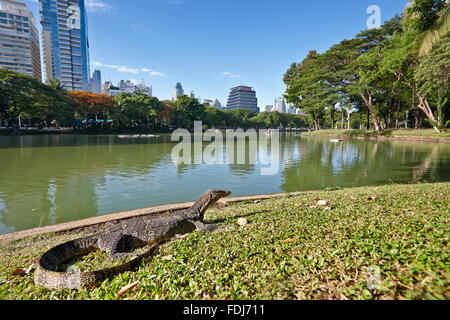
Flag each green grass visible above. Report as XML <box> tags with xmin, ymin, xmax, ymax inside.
<box><xmin>302</xmin><ymin>129</ymin><xmax>450</xmax><ymax>139</ymax></box>
<box><xmin>0</xmin><ymin>183</ymin><xmax>449</xmax><ymax>300</ymax></box>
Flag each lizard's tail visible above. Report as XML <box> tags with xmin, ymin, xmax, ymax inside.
<box><xmin>34</xmin><ymin>236</ymin><xmax>156</xmax><ymax>290</ymax></box>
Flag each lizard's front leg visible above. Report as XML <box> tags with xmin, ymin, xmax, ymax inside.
<box><xmin>105</xmin><ymin>234</ymin><xmax>139</xmax><ymax>260</ymax></box>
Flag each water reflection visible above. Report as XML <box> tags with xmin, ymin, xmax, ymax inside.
<box><xmin>0</xmin><ymin>134</ymin><xmax>449</xmax><ymax>234</ymax></box>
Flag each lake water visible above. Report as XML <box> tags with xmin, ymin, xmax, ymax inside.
<box><xmin>0</xmin><ymin>133</ymin><xmax>449</xmax><ymax>234</ymax></box>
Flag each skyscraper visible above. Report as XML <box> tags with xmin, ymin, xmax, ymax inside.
<box><xmin>212</xmin><ymin>98</ymin><xmax>222</xmax><ymax>109</ymax></box>
<box><xmin>226</xmin><ymin>85</ymin><xmax>258</xmax><ymax>113</ymax></box>
<box><xmin>39</xmin><ymin>0</ymin><xmax>90</xmax><ymax>91</ymax></box>
<box><xmin>0</xmin><ymin>0</ymin><xmax>41</xmax><ymax>80</ymax></box>
<box><xmin>275</xmin><ymin>97</ymin><xmax>287</xmax><ymax>113</ymax></box>
<box><xmin>88</xmin><ymin>69</ymin><xmax>101</xmax><ymax>93</ymax></box>
<box><xmin>172</xmin><ymin>82</ymin><xmax>184</xmax><ymax>101</ymax></box>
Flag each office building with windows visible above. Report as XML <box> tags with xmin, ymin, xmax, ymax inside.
<box><xmin>102</xmin><ymin>79</ymin><xmax>152</xmax><ymax>97</ymax></box>
<box><xmin>275</xmin><ymin>97</ymin><xmax>287</xmax><ymax>113</ymax></box>
<box><xmin>88</xmin><ymin>69</ymin><xmax>101</xmax><ymax>93</ymax></box>
<box><xmin>172</xmin><ymin>82</ymin><xmax>184</xmax><ymax>101</ymax></box>
<box><xmin>39</xmin><ymin>0</ymin><xmax>90</xmax><ymax>91</ymax></box>
<box><xmin>226</xmin><ymin>85</ymin><xmax>258</xmax><ymax>113</ymax></box>
<box><xmin>0</xmin><ymin>0</ymin><xmax>41</xmax><ymax>80</ymax></box>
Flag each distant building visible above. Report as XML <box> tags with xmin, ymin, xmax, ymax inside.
<box><xmin>212</xmin><ymin>98</ymin><xmax>222</xmax><ymax>109</ymax></box>
<box><xmin>226</xmin><ymin>85</ymin><xmax>258</xmax><ymax>113</ymax></box>
<box><xmin>286</xmin><ymin>102</ymin><xmax>304</xmax><ymax>115</ymax></box>
<box><xmin>0</xmin><ymin>0</ymin><xmax>41</xmax><ymax>80</ymax></box>
<box><xmin>261</xmin><ymin>105</ymin><xmax>274</xmax><ymax>112</ymax></box>
<box><xmin>39</xmin><ymin>0</ymin><xmax>90</xmax><ymax>91</ymax></box>
<box><xmin>172</xmin><ymin>82</ymin><xmax>184</xmax><ymax>101</ymax></box>
<box><xmin>135</xmin><ymin>79</ymin><xmax>152</xmax><ymax>96</ymax></box>
<box><xmin>275</xmin><ymin>97</ymin><xmax>287</xmax><ymax>113</ymax></box>
<box><xmin>203</xmin><ymin>99</ymin><xmax>213</xmax><ymax>106</ymax></box>
<box><xmin>103</xmin><ymin>79</ymin><xmax>152</xmax><ymax>97</ymax></box>
<box><xmin>119</xmin><ymin>80</ymin><xmax>135</xmax><ymax>93</ymax></box>
<box><xmin>89</xmin><ymin>69</ymin><xmax>101</xmax><ymax>93</ymax></box>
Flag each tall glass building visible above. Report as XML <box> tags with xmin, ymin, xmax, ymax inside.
<box><xmin>226</xmin><ymin>85</ymin><xmax>258</xmax><ymax>113</ymax></box>
<box><xmin>88</xmin><ymin>69</ymin><xmax>101</xmax><ymax>93</ymax></box>
<box><xmin>39</xmin><ymin>0</ymin><xmax>90</xmax><ymax>91</ymax></box>
<box><xmin>0</xmin><ymin>0</ymin><xmax>41</xmax><ymax>80</ymax></box>
<box><xmin>172</xmin><ymin>82</ymin><xmax>184</xmax><ymax>101</ymax></box>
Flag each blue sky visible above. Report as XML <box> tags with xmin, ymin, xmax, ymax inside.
<box><xmin>23</xmin><ymin>0</ymin><xmax>407</xmax><ymax>106</ymax></box>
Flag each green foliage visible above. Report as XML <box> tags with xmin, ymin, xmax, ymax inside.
<box><xmin>284</xmin><ymin>4</ymin><xmax>448</xmax><ymax>133</ymax></box>
<box><xmin>1</xmin><ymin>183</ymin><xmax>448</xmax><ymax>299</ymax></box>
<box><xmin>0</xmin><ymin>69</ymin><xmax>74</xmax><ymax>129</ymax></box>
<box><xmin>172</xmin><ymin>95</ymin><xmax>206</xmax><ymax>129</ymax></box>
<box><xmin>404</xmin><ymin>0</ymin><xmax>449</xmax><ymax>56</ymax></box>
<box><xmin>250</xmin><ymin>111</ymin><xmax>308</xmax><ymax>129</ymax></box>
<box><xmin>415</xmin><ymin>34</ymin><xmax>450</xmax><ymax>129</ymax></box>
<box><xmin>404</xmin><ymin>0</ymin><xmax>447</xmax><ymax>33</ymax></box>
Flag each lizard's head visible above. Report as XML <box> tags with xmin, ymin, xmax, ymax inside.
<box><xmin>207</xmin><ymin>189</ymin><xmax>232</xmax><ymax>204</ymax></box>
<box><xmin>191</xmin><ymin>189</ymin><xmax>232</xmax><ymax>221</ymax></box>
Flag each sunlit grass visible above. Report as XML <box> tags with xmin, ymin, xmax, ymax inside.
<box><xmin>0</xmin><ymin>182</ymin><xmax>449</xmax><ymax>300</ymax></box>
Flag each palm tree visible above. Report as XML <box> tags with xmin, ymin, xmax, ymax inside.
<box><xmin>403</xmin><ymin>0</ymin><xmax>449</xmax><ymax>56</ymax></box>
<box><xmin>48</xmin><ymin>78</ymin><xmax>66</xmax><ymax>92</ymax></box>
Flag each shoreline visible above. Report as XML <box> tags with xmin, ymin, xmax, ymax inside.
<box><xmin>1</xmin><ymin>129</ymin><xmax>449</xmax><ymax>143</ymax></box>
<box><xmin>301</xmin><ymin>132</ymin><xmax>450</xmax><ymax>144</ymax></box>
<box><xmin>0</xmin><ymin>190</ymin><xmax>311</xmax><ymax>242</ymax></box>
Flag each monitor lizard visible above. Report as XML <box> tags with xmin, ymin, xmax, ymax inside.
<box><xmin>34</xmin><ymin>189</ymin><xmax>231</xmax><ymax>290</ymax></box>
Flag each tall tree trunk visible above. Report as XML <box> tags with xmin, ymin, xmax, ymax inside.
<box><xmin>313</xmin><ymin>111</ymin><xmax>321</xmax><ymax>130</ymax></box>
<box><xmin>359</xmin><ymin>110</ymin><xmax>363</xmax><ymax>130</ymax></box>
<box><xmin>417</xmin><ymin>93</ymin><xmax>440</xmax><ymax>133</ymax></box>
<box><xmin>347</xmin><ymin>109</ymin><xmax>351</xmax><ymax>130</ymax></box>
<box><xmin>414</xmin><ymin>106</ymin><xmax>420</xmax><ymax>129</ymax></box>
<box><xmin>367</xmin><ymin>109</ymin><xmax>370</xmax><ymax>130</ymax></box>
<box><xmin>330</xmin><ymin>108</ymin><xmax>335</xmax><ymax>129</ymax></box>
<box><xmin>360</xmin><ymin>91</ymin><xmax>381</xmax><ymax>133</ymax></box>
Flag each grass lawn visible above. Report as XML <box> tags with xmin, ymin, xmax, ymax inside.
<box><xmin>0</xmin><ymin>182</ymin><xmax>449</xmax><ymax>300</ymax></box>
<box><xmin>302</xmin><ymin>129</ymin><xmax>450</xmax><ymax>139</ymax></box>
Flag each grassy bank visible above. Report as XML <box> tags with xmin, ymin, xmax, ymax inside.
<box><xmin>302</xmin><ymin>129</ymin><xmax>450</xmax><ymax>140</ymax></box>
<box><xmin>0</xmin><ymin>182</ymin><xmax>449</xmax><ymax>300</ymax></box>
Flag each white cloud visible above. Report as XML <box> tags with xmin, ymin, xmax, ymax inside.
<box><xmin>148</xmin><ymin>71</ymin><xmax>166</xmax><ymax>77</ymax></box>
<box><xmin>93</xmin><ymin>61</ymin><xmax>166</xmax><ymax>77</ymax></box>
<box><xmin>222</xmin><ymin>71</ymin><xmax>242</xmax><ymax>79</ymax></box>
<box><xmin>85</xmin><ymin>0</ymin><xmax>114</xmax><ymax>14</ymax></box>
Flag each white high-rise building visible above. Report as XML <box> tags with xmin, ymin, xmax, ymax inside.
<box><xmin>203</xmin><ymin>99</ymin><xmax>213</xmax><ymax>106</ymax></box>
<box><xmin>212</xmin><ymin>98</ymin><xmax>222</xmax><ymax>109</ymax></box>
<box><xmin>0</xmin><ymin>0</ymin><xmax>41</xmax><ymax>80</ymax></box>
<box><xmin>275</xmin><ymin>97</ymin><xmax>287</xmax><ymax>113</ymax></box>
<box><xmin>103</xmin><ymin>79</ymin><xmax>152</xmax><ymax>97</ymax></box>
<box><xmin>260</xmin><ymin>105</ymin><xmax>273</xmax><ymax>112</ymax></box>
<box><xmin>135</xmin><ymin>78</ymin><xmax>152</xmax><ymax>96</ymax></box>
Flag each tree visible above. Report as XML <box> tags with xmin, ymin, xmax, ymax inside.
<box><xmin>414</xmin><ymin>34</ymin><xmax>450</xmax><ymax>129</ymax></box>
<box><xmin>68</xmin><ymin>91</ymin><xmax>115</xmax><ymax>123</ymax></box>
<box><xmin>284</xmin><ymin>50</ymin><xmax>330</xmax><ymax>130</ymax></box>
<box><xmin>403</xmin><ymin>0</ymin><xmax>449</xmax><ymax>56</ymax></box>
<box><xmin>0</xmin><ymin>69</ymin><xmax>73</xmax><ymax>131</ymax></box>
<box><xmin>203</xmin><ymin>106</ymin><xmax>225</xmax><ymax>128</ymax></box>
<box><xmin>222</xmin><ymin>108</ymin><xmax>257</xmax><ymax>129</ymax></box>
<box><xmin>172</xmin><ymin>95</ymin><xmax>206</xmax><ymax>129</ymax></box>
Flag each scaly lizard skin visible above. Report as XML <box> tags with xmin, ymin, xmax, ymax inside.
<box><xmin>34</xmin><ymin>189</ymin><xmax>231</xmax><ymax>290</ymax></box>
